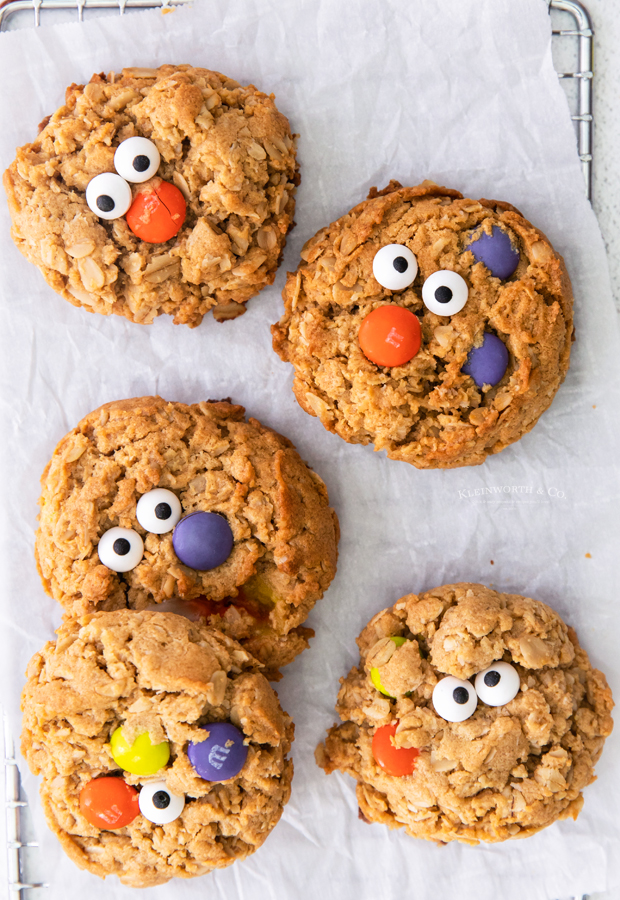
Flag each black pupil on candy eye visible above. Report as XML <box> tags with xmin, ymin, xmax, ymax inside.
<box><xmin>153</xmin><ymin>791</ymin><xmax>171</xmax><ymax>809</ymax></box>
<box><xmin>133</xmin><ymin>154</ymin><xmax>150</xmax><ymax>172</ymax></box>
<box><xmin>453</xmin><ymin>687</ymin><xmax>469</xmax><ymax>705</ymax></box>
<box><xmin>96</xmin><ymin>195</ymin><xmax>115</xmax><ymax>212</ymax></box>
<box><xmin>484</xmin><ymin>671</ymin><xmax>501</xmax><ymax>687</ymax></box>
<box><xmin>435</xmin><ymin>286</ymin><xmax>453</xmax><ymax>304</ymax></box>
<box><xmin>113</xmin><ymin>538</ymin><xmax>131</xmax><ymax>556</ymax></box>
<box><xmin>392</xmin><ymin>256</ymin><xmax>408</xmax><ymax>273</ymax></box>
<box><xmin>155</xmin><ymin>502</ymin><xmax>172</xmax><ymax>520</ymax></box>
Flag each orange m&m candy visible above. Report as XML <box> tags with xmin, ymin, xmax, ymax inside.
<box><xmin>358</xmin><ymin>305</ymin><xmax>421</xmax><ymax>367</ymax></box>
<box><xmin>372</xmin><ymin>721</ymin><xmax>419</xmax><ymax>777</ymax></box>
<box><xmin>79</xmin><ymin>776</ymin><xmax>140</xmax><ymax>830</ymax></box>
<box><xmin>126</xmin><ymin>180</ymin><xmax>186</xmax><ymax>243</ymax></box>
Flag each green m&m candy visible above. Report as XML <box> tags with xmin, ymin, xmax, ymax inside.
<box><xmin>110</xmin><ymin>727</ymin><xmax>170</xmax><ymax>776</ymax></box>
<box><xmin>370</xmin><ymin>636</ymin><xmax>407</xmax><ymax>699</ymax></box>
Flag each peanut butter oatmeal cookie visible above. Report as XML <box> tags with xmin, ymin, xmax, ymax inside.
<box><xmin>21</xmin><ymin>610</ymin><xmax>294</xmax><ymax>886</ymax></box>
<box><xmin>272</xmin><ymin>182</ymin><xmax>573</xmax><ymax>469</ymax></box>
<box><xmin>4</xmin><ymin>64</ymin><xmax>298</xmax><ymax>326</ymax></box>
<box><xmin>316</xmin><ymin>583</ymin><xmax>613</xmax><ymax>844</ymax></box>
<box><xmin>35</xmin><ymin>396</ymin><xmax>339</xmax><ymax>677</ymax></box>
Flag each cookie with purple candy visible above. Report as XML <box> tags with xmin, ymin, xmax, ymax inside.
<box><xmin>35</xmin><ymin>396</ymin><xmax>339</xmax><ymax>678</ymax></box>
<box><xmin>273</xmin><ymin>181</ymin><xmax>574</xmax><ymax>469</ymax></box>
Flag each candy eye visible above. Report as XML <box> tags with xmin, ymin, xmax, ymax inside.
<box><xmin>138</xmin><ymin>781</ymin><xmax>185</xmax><ymax>825</ymax></box>
<box><xmin>114</xmin><ymin>137</ymin><xmax>161</xmax><ymax>183</ymax></box>
<box><xmin>432</xmin><ymin>676</ymin><xmax>477</xmax><ymax>722</ymax></box>
<box><xmin>136</xmin><ymin>489</ymin><xmax>182</xmax><ymax>535</ymax></box>
<box><xmin>98</xmin><ymin>526</ymin><xmax>144</xmax><ymax>572</ymax></box>
<box><xmin>86</xmin><ymin>173</ymin><xmax>132</xmax><ymax>220</ymax></box>
<box><xmin>422</xmin><ymin>270</ymin><xmax>469</xmax><ymax>316</ymax></box>
<box><xmin>474</xmin><ymin>662</ymin><xmax>520</xmax><ymax>706</ymax></box>
<box><xmin>372</xmin><ymin>244</ymin><xmax>418</xmax><ymax>291</ymax></box>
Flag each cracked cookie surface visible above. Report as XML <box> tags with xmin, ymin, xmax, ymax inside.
<box><xmin>21</xmin><ymin>610</ymin><xmax>294</xmax><ymax>886</ymax></box>
<box><xmin>35</xmin><ymin>396</ymin><xmax>339</xmax><ymax>677</ymax></box>
<box><xmin>316</xmin><ymin>583</ymin><xmax>613</xmax><ymax>844</ymax></box>
<box><xmin>273</xmin><ymin>182</ymin><xmax>573</xmax><ymax>468</ymax></box>
<box><xmin>4</xmin><ymin>64</ymin><xmax>298</xmax><ymax>326</ymax></box>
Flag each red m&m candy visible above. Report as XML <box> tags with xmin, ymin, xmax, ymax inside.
<box><xmin>359</xmin><ymin>306</ymin><xmax>421</xmax><ymax>367</ymax></box>
<box><xmin>79</xmin><ymin>776</ymin><xmax>139</xmax><ymax>829</ymax></box>
<box><xmin>372</xmin><ymin>721</ymin><xmax>419</xmax><ymax>777</ymax></box>
<box><xmin>126</xmin><ymin>180</ymin><xmax>186</xmax><ymax>243</ymax></box>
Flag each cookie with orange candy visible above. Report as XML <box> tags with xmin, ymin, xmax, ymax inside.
<box><xmin>4</xmin><ymin>65</ymin><xmax>298</xmax><ymax>326</ymax></box>
<box><xmin>316</xmin><ymin>583</ymin><xmax>614</xmax><ymax>844</ymax></box>
<box><xmin>21</xmin><ymin>610</ymin><xmax>294</xmax><ymax>886</ymax></box>
<box><xmin>272</xmin><ymin>181</ymin><xmax>574</xmax><ymax>468</ymax></box>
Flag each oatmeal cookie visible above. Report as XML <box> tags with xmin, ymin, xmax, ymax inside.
<box><xmin>21</xmin><ymin>610</ymin><xmax>294</xmax><ymax>886</ymax></box>
<box><xmin>273</xmin><ymin>181</ymin><xmax>573</xmax><ymax>468</ymax></box>
<box><xmin>4</xmin><ymin>64</ymin><xmax>298</xmax><ymax>326</ymax></box>
<box><xmin>316</xmin><ymin>583</ymin><xmax>613</xmax><ymax>844</ymax></box>
<box><xmin>35</xmin><ymin>396</ymin><xmax>339</xmax><ymax>677</ymax></box>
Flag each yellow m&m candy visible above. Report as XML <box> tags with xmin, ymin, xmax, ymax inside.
<box><xmin>370</xmin><ymin>636</ymin><xmax>407</xmax><ymax>699</ymax></box>
<box><xmin>110</xmin><ymin>728</ymin><xmax>170</xmax><ymax>776</ymax></box>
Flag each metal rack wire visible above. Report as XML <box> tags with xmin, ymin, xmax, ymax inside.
<box><xmin>0</xmin><ymin>0</ymin><xmax>597</xmax><ymax>896</ymax></box>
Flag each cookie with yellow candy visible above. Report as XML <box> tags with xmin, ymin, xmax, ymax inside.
<box><xmin>35</xmin><ymin>395</ymin><xmax>339</xmax><ymax>678</ymax></box>
<box><xmin>317</xmin><ymin>583</ymin><xmax>614</xmax><ymax>844</ymax></box>
<box><xmin>21</xmin><ymin>610</ymin><xmax>294</xmax><ymax>887</ymax></box>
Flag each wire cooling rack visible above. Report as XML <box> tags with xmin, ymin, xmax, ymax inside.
<box><xmin>0</xmin><ymin>0</ymin><xmax>597</xmax><ymax>897</ymax></box>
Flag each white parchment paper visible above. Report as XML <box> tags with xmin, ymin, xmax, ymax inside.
<box><xmin>1</xmin><ymin>2</ymin><xmax>620</xmax><ymax>898</ymax></box>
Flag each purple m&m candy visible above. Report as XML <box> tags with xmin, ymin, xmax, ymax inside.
<box><xmin>462</xmin><ymin>332</ymin><xmax>509</xmax><ymax>388</ymax></box>
<box><xmin>188</xmin><ymin>723</ymin><xmax>248</xmax><ymax>781</ymax></box>
<box><xmin>466</xmin><ymin>226</ymin><xmax>519</xmax><ymax>280</ymax></box>
<box><xmin>172</xmin><ymin>511</ymin><xmax>233</xmax><ymax>571</ymax></box>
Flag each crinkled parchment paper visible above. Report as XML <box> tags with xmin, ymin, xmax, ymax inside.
<box><xmin>1</xmin><ymin>1</ymin><xmax>619</xmax><ymax>898</ymax></box>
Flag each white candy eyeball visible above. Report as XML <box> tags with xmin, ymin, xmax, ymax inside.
<box><xmin>432</xmin><ymin>676</ymin><xmax>478</xmax><ymax>722</ymax></box>
<box><xmin>139</xmin><ymin>780</ymin><xmax>185</xmax><ymax>825</ymax></box>
<box><xmin>114</xmin><ymin>137</ymin><xmax>161</xmax><ymax>183</ymax></box>
<box><xmin>475</xmin><ymin>662</ymin><xmax>520</xmax><ymax>707</ymax></box>
<box><xmin>372</xmin><ymin>244</ymin><xmax>418</xmax><ymax>291</ymax></box>
<box><xmin>136</xmin><ymin>489</ymin><xmax>182</xmax><ymax>535</ymax></box>
<box><xmin>85</xmin><ymin>173</ymin><xmax>132</xmax><ymax>220</ymax></box>
<box><xmin>98</xmin><ymin>526</ymin><xmax>144</xmax><ymax>572</ymax></box>
<box><xmin>422</xmin><ymin>270</ymin><xmax>469</xmax><ymax>316</ymax></box>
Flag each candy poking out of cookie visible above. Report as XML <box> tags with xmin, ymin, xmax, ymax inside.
<box><xmin>466</xmin><ymin>225</ymin><xmax>520</xmax><ymax>280</ymax></box>
<box><xmin>188</xmin><ymin>723</ymin><xmax>249</xmax><ymax>781</ymax></box>
<box><xmin>21</xmin><ymin>611</ymin><xmax>294</xmax><ymax>886</ymax></box>
<box><xmin>4</xmin><ymin>65</ymin><xmax>300</xmax><ymax>326</ymax></box>
<box><xmin>273</xmin><ymin>181</ymin><xmax>574</xmax><ymax>468</ymax></box>
<box><xmin>35</xmin><ymin>396</ymin><xmax>339</xmax><ymax>678</ymax></box>
<box><xmin>79</xmin><ymin>777</ymin><xmax>139</xmax><ymax>830</ymax></box>
<box><xmin>316</xmin><ymin>583</ymin><xmax>614</xmax><ymax>844</ymax></box>
<box><xmin>110</xmin><ymin>728</ymin><xmax>170</xmax><ymax>776</ymax></box>
<box><xmin>125</xmin><ymin>179</ymin><xmax>187</xmax><ymax>243</ymax></box>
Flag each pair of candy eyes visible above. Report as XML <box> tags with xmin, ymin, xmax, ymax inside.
<box><xmin>373</xmin><ymin>244</ymin><xmax>468</xmax><ymax>316</ymax></box>
<box><xmin>431</xmin><ymin>661</ymin><xmax>521</xmax><ymax>722</ymax></box>
<box><xmin>86</xmin><ymin>137</ymin><xmax>161</xmax><ymax>220</ymax></box>
<box><xmin>98</xmin><ymin>488</ymin><xmax>233</xmax><ymax>574</ymax></box>
<box><xmin>98</xmin><ymin>488</ymin><xmax>181</xmax><ymax>572</ymax></box>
